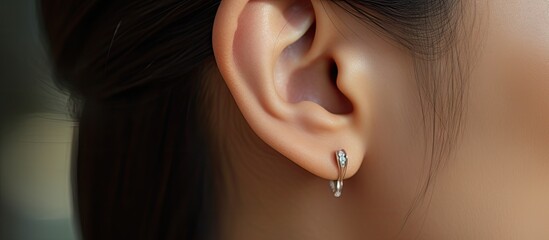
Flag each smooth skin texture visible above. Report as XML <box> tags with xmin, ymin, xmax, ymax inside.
<box><xmin>210</xmin><ymin>0</ymin><xmax>549</xmax><ymax>239</ymax></box>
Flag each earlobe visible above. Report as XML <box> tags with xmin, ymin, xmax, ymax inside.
<box><xmin>212</xmin><ymin>0</ymin><xmax>369</xmax><ymax>183</ymax></box>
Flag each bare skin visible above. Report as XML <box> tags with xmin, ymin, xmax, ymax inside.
<box><xmin>208</xmin><ymin>0</ymin><xmax>549</xmax><ymax>239</ymax></box>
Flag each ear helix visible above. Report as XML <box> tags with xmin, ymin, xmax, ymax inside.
<box><xmin>329</xmin><ymin>149</ymin><xmax>348</xmax><ymax>197</ymax></box>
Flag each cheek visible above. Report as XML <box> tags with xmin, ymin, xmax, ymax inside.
<box><xmin>490</xmin><ymin>0</ymin><xmax>549</xmax><ymax>46</ymax></box>
<box><xmin>489</xmin><ymin>0</ymin><xmax>549</xmax><ymax>74</ymax></box>
<box><xmin>478</xmin><ymin>0</ymin><xmax>549</xmax><ymax>136</ymax></box>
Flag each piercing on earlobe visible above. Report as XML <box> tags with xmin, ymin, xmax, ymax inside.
<box><xmin>329</xmin><ymin>149</ymin><xmax>348</xmax><ymax>197</ymax></box>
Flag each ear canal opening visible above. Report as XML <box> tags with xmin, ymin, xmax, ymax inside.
<box><xmin>330</xmin><ymin>60</ymin><xmax>338</xmax><ymax>85</ymax></box>
<box><xmin>328</xmin><ymin>60</ymin><xmax>354</xmax><ymax>114</ymax></box>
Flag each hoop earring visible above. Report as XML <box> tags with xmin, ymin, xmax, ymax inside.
<box><xmin>329</xmin><ymin>149</ymin><xmax>348</xmax><ymax>197</ymax></box>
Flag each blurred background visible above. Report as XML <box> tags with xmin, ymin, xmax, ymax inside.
<box><xmin>0</xmin><ymin>0</ymin><xmax>78</xmax><ymax>239</ymax></box>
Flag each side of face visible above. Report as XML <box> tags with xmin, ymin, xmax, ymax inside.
<box><xmin>417</xmin><ymin>0</ymin><xmax>549</xmax><ymax>238</ymax></box>
<box><xmin>212</xmin><ymin>0</ymin><xmax>549</xmax><ymax>238</ymax></box>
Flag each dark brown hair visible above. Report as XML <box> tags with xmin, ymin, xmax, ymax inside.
<box><xmin>41</xmin><ymin>1</ymin><xmax>220</xmax><ymax>239</ymax></box>
<box><xmin>40</xmin><ymin>0</ymin><xmax>467</xmax><ymax>239</ymax></box>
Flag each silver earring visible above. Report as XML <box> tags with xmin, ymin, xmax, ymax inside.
<box><xmin>329</xmin><ymin>149</ymin><xmax>348</xmax><ymax>197</ymax></box>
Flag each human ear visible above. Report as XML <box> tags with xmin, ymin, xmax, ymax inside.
<box><xmin>212</xmin><ymin>0</ymin><xmax>372</xmax><ymax>181</ymax></box>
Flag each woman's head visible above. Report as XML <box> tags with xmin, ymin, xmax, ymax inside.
<box><xmin>41</xmin><ymin>0</ymin><xmax>549</xmax><ymax>239</ymax></box>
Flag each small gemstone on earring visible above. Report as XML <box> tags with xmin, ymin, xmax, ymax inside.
<box><xmin>331</xmin><ymin>149</ymin><xmax>348</xmax><ymax>198</ymax></box>
<box><xmin>337</xmin><ymin>150</ymin><xmax>347</xmax><ymax>167</ymax></box>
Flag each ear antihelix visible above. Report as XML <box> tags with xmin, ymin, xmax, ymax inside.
<box><xmin>283</xmin><ymin>0</ymin><xmax>314</xmax><ymax>29</ymax></box>
<box><xmin>276</xmin><ymin>0</ymin><xmax>316</xmax><ymax>50</ymax></box>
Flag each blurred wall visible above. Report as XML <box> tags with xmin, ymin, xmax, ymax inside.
<box><xmin>0</xmin><ymin>0</ymin><xmax>77</xmax><ymax>239</ymax></box>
